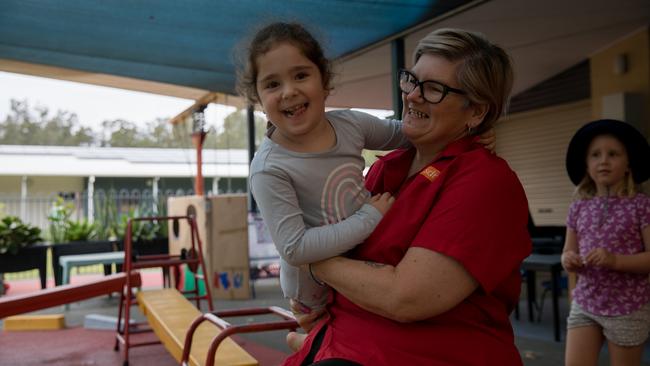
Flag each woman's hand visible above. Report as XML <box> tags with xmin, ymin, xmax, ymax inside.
<box><xmin>289</xmin><ymin>299</ymin><xmax>326</xmax><ymax>332</ymax></box>
<box><xmin>477</xmin><ymin>128</ymin><xmax>496</xmax><ymax>153</ymax></box>
<box><xmin>367</xmin><ymin>192</ymin><xmax>395</xmax><ymax>216</ymax></box>
<box><xmin>584</xmin><ymin>248</ymin><xmax>616</xmax><ymax>269</ymax></box>
<box><xmin>561</xmin><ymin>250</ymin><xmax>583</xmax><ymax>272</ymax></box>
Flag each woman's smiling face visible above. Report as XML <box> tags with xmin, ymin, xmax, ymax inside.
<box><xmin>401</xmin><ymin>54</ymin><xmax>479</xmax><ymax>151</ymax></box>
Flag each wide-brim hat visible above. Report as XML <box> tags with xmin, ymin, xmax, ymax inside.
<box><xmin>566</xmin><ymin>119</ymin><xmax>649</xmax><ymax>185</ymax></box>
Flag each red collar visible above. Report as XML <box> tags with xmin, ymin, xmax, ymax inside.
<box><xmin>378</xmin><ymin>136</ymin><xmax>478</xmax><ymax>166</ymax></box>
<box><xmin>369</xmin><ymin>136</ymin><xmax>479</xmax><ymax>194</ymax></box>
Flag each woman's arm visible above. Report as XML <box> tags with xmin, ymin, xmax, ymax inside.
<box><xmin>311</xmin><ymin>247</ymin><xmax>478</xmax><ymax>323</ymax></box>
<box><xmin>251</xmin><ymin>171</ymin><xmax>390</xmax><ymax>266</ymax></box>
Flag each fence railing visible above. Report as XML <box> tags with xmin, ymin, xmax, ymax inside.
<box><xmin>0</xmin><ymin>188</ymin><xmax>194</xmax><ymax>231</ymax></box>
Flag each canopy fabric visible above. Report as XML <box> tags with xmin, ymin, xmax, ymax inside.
<box><xmin>0</xmin><ymin>0</ymin><xmax>469</xmax><ymax>96</ymax></box>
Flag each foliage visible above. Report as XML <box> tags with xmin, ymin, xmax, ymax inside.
<box><xmin>93</xmin><ymin>191</ymin><xmax>119</xmax><ymax>240</ymax></box>
<box><xmin>0</xmin><ymin>99</ymin><xmax>94</xmax><ymax>146</ymax></box>
<box><xmin>64</xmin><ymin>219</ymin><xmax>98</xmax><ymax>242</ymax></box>
<box><xmin>212</xmin><ymin>109</ymin><xmax>267</xmax><ymax>150</ymax></box>
<box><xmin>115</xmin><ymin>209</ymin><xmax>161</xmax><ymax>243</ymax></box>
<box><xmin>0</xmin><ymin>216</ymin><xmax>42</xmax><ymax>255</ymax></box>
<box><xmin>47</xmin><ymin>197</ymin><xmax>98</xmax><ymax>243</ymax></box>
<box><xmin>1</xmin><ymin>100</ymin><xmax>268</xmax><ymax>150</ymax></box>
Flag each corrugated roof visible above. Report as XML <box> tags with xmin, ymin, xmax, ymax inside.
<box><xmin>0</xmin><ymin>145</ymin><xmax>248</xmax><ymax>177</ymax></box>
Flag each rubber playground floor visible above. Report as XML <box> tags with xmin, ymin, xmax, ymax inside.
<box><xmin>1</xmin><ymin>272</ymin><xmax>649</xmax><ymax>366</ymax></box>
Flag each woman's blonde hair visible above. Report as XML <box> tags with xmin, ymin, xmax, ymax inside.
<box><xmin>413</xmin><ymin>28</ymin><xmax>513</xmax><ymax>135</ymax></box>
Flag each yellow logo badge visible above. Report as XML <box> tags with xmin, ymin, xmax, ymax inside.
<box><xmin>420</xmin><ymin>166</ymin><xmax>440</xmax><ymax>182</ymax></box>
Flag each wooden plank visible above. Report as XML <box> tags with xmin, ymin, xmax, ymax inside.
<box><xmin>0</xmin><ymin>272</ymin><xmax>140</xmax><ymax>319</ymax></box>
<box><xmin>137</xmin><ymin>289</ymin><xmax>257</xmax><ymax>366</ymax></box>
<box><xmin>3</xmin><ymin>314</ymin><xmax>65</xmax><ymax>331</ymax></box>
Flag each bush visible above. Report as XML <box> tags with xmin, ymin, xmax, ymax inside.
<box><xmin>0</xmin><ymin>216</ymin><xmax>42</xmax><ymax>255</ymax></box>
<box><xmin>116</xmin><ymin>209</ymin><xmax>160</xmax><ymax>242</ymax></box>
<box><xmin>47</xmin><ymin>197</ymin><xmax>98</xmax><ymax>242</ymax></box>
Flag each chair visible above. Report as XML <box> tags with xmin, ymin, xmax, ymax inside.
<box><xmin>535</xmin><ymin>274</ymin><xmax>568</xmax><ymax>322</ymax></box>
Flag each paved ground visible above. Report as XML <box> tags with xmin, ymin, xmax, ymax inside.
<box><xmin>2</xmin><ymin>274</ymin><xmax>650</xmax><ymax>365</ymax></box>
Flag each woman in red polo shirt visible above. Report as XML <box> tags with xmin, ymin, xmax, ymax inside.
<box><xmin>283</xmin><ymin>28</ymin><xmax>532</xmax><ymax>366</ymax></box>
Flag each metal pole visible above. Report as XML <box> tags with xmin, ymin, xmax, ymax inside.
<box><xmin>391</xmin><ymin>38</ymin><xmax>405</xmax><ymax>119</ymax></box>
<box><xmin>192</xmin><ymin>106</ymin><xmax>208</xmax><ymax>196</ymax></box>
<box><xmin>87</xmin><ymin>175</ymin><xmax>95</xmax><ymax>222</ymax></box>
<box><xmin>247</xmin><ymin>105</ymin><xmax>257</xmax><ymax>213</ymax></box>
<box><xmin>20</xmin><ymin>175</ymin><xmax>27</xmax><ymax>220</ymax></box>
<box><xmin>152</xmin><ymin>177</ymin><xmax>159</xmax><ymax>214</ymax></box>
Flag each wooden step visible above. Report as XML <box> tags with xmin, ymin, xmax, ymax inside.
<box><xmin>4</xmin><ymin>314</ymin><xmax>65</xmax><ymax>331</ymax></box>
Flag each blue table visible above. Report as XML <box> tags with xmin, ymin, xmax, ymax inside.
<box><xmin>59</xmin><ymin>251</ymin><xmax>125</xmax><ymax>285</ymax></box>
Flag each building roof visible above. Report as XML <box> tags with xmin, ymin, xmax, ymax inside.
<box><xmin>0</xmin><ymin>145</ymin><xmax>248</xmax><ymax>178</ymax></box>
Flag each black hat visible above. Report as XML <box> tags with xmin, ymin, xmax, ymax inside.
<box><xmin>565</xmin><ymin>119</ymin><xmax>649</xmax><ymax>186</ymax></box>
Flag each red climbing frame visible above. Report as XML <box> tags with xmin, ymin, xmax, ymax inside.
<box><xmin>114</xmin><ymin>215</ymin><xmax>213</xmax><ymax>366</ymax></box>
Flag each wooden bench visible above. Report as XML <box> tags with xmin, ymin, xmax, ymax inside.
<box><xmin>137</xmin><ymin>288</ymin><xmax>258</xmax><ymax>366</ymax></box>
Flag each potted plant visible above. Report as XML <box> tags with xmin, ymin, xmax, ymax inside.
<box><xmin>0</xmin><ymin>216</ymin><xmax>48</xmax><ymax>289</ymax></box>
<box><xmin>47</xmin><ymin>197</ymin><xmax>115</xmax><ymax>286</ymax></box>
<box><xmin>114</xmin><ymin>208</ymin><xmax>168</xmax><ymax>256</ymax></box>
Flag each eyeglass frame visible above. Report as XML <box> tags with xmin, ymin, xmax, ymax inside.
<box><xmin>398</xmin><ymin>69</ymin><xmax>467</xmax><ymax>104</ymax></box>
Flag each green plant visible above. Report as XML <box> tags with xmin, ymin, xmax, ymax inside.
<box><xmin>93</xmin><ymin>191</ymin><xmax>119</xmax><ymax>240</ymax></box>
<box><xmin>47</xmin><ymin>197</ymin><xmax>98</xmax><ymax>242</ymax></box>
<box><xmin>64</xmin><ymin>219</ymin><xmax>98</xmax><ymax>242</ymax></box>
<box><xmin>0</xmin><ymin>216</ymin><xmax>42</xmax><ymax>255</ymax></box>
<box><xmin>116</xmin><ymin>209</ymin><xmax>160</xmax><ymax>242</ymax></box>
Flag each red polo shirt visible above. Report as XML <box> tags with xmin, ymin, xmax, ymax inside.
<box><xmin>284</xmin><ymin>137</ymin><xmax>531</xmax><ymax>366</ymax></box>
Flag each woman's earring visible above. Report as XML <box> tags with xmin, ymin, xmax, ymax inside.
<box><xmin>466</xmin><ymin>125</ymin><xmax>474</xmax><ymax>135</ymax></box>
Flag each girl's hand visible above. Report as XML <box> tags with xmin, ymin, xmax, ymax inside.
<box><xmin>477</xmin><ymin>128</ymin><xmax>496</xmax><ymax>154</ymax></box>
<box><xmin>584</xmin><ymin>248</ymin><xmax>616</xmax><ymax>269</ymax></box>
<box><xmin>367</xmin><ymin>192</ymin><xmax>395</xmax><ymax>216</ymax></box>
<box><xmin>289</xmin><ymin>299</ymin><xmax>326</xmax><ymax>332</ymax></box>
<box><xmin>561</xmin><ymin>250</ymin><xmax>583</xmax><ymax>272</ymax></box>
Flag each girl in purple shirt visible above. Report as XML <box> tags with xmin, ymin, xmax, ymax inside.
<box><xmin>562</xmin><ymin>119</ymin><xmax>650</xmax><ymax>366</ymax></box>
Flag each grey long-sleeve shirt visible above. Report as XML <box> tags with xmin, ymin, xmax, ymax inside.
<box><xmin>250</xmin><ymin>109</ymin><xmax>407</xmax><ymax>309</ymax></box>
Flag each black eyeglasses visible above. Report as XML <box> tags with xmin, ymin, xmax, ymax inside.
<box><xmin>398</xmin><ymin>69</ymin><xmax>466</xmax><ymax>104</ymax></box>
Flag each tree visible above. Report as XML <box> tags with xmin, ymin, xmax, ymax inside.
<box><xmin>212</xmin><ymin>109</ymin><xmax>266</xmax><ymax>150</ymax></box>
<box><xmin>0</xmin><ymin>99</ymin><xmax>267</xmax><ymax>150</ymax></box>
<box><xmin>0</xmin><ymin>99</ymin><xmax>94</xmax><ymax>146</ymax></box>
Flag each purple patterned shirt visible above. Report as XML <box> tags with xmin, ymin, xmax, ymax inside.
<box><xmin>567</xmin><ymin>193</ymin><xmax>650</xmax><ymax>316</ymax></box>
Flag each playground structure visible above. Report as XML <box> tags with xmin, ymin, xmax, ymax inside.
<box><xmin>0</xmin><ymin>272</ymin><xmax>141</xmax><ymax>319</ymax></box>
<box><xmin>1</xmin><ymin>214</ymin><xmax>296</xmax><ymax>366</ymax></box>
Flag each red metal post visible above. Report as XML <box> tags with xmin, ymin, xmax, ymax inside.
<box><xmin>191</xmin><ymin>131</ymin><xmax>207</xmax><ymax>196</ymax></box>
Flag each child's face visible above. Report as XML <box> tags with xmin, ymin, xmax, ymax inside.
<box><xmin>586</xmin><ymin>135</ymin><xmax>629</xmax><ymax>189</ymax></box>
<box><xmin>255</xmin><ymin>42</ymin><xmax>328</xmax><ymax>140</ymax></box>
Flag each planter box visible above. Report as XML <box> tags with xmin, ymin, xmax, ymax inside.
<box><xmin>51</xmin><ymin>240</ymin><xmax>116</xmax><ymax>286</ymax></box>
<box><xmin>0</xmin><ymin>244</ymin><xmax>49</xmax><ymax>289</ymax></box>
<box><xmin>116</xmin><ymin>237</ymin><xmax>169</xmax><ymax>257</ymax></box>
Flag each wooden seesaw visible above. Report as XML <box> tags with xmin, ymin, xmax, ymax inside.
<box><xmin>137</xmin><ymin>288</ymin><xmax>297</xmax><ymax>366</ymax></box>
<box><xmin>0</xmin><ymin>272</ymin><xmax>141</xmax><ymax>319</ymax></box>
<box><xmin>116</xmin><ymin>215</ymin><xmax>298</xmax><ymax>366</ymax></box>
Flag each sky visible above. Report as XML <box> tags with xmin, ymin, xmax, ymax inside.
<box><xmin>0</xmin><ymin>70</ymin><xmax>391</xmax><ymax>137</ymax></box>
<box><xmin>0</xmin><ymin>71</ymin><xmax>237</xmax><ymax>132</ymax></box>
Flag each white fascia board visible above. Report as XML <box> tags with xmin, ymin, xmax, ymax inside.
<box><xmin>1</xmin><ymin>155</ymin><xmax>248</xmax><ymax>178</ymax></box>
